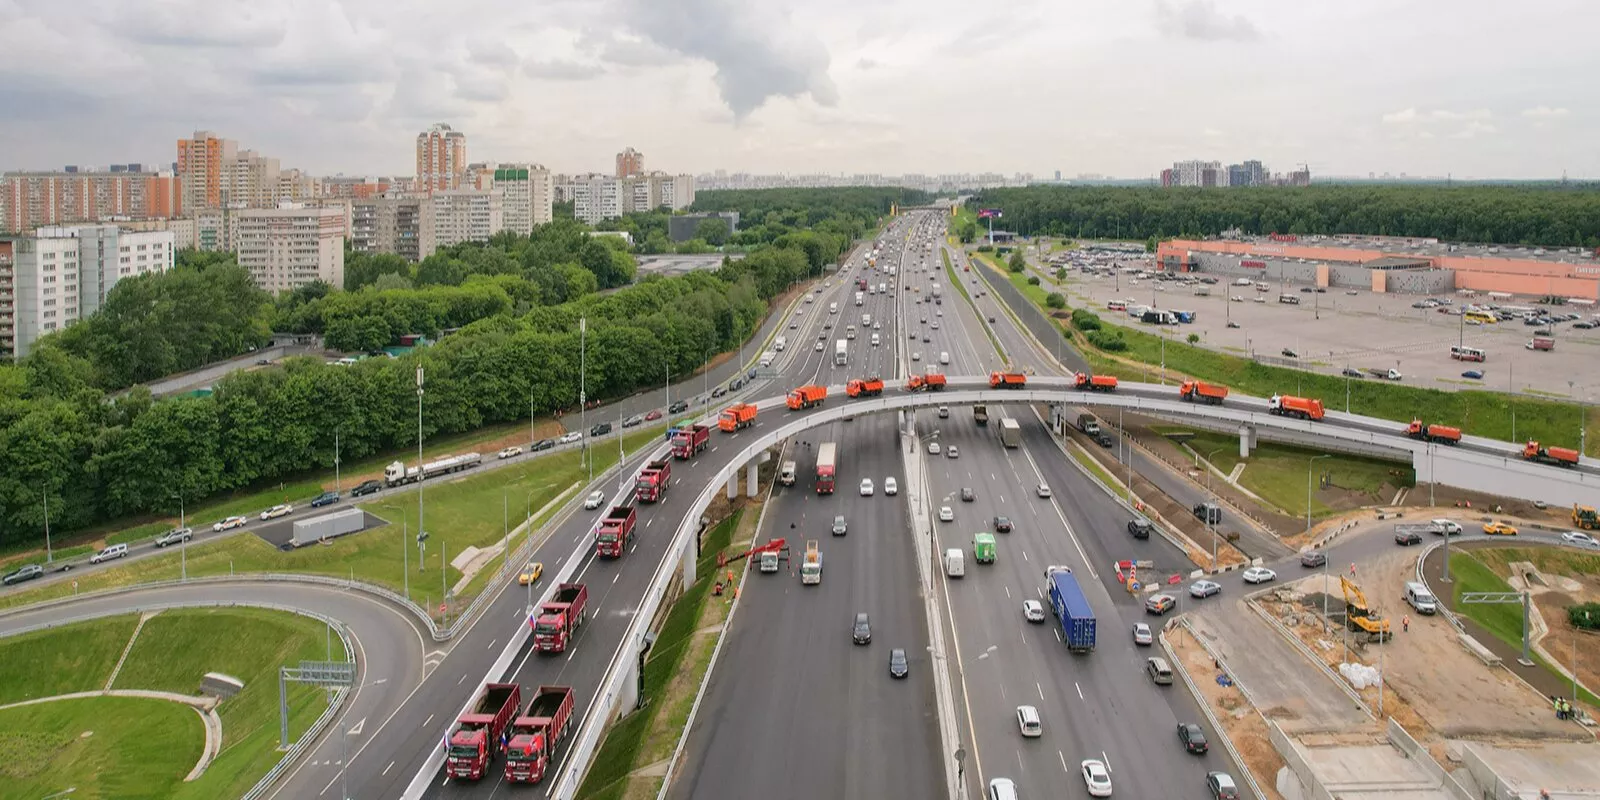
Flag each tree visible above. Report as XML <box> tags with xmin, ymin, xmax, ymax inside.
<box><xmin>1045</xmin><ymin>293</ymin><xmax>1066</xmax><ymax>309</ymax></box>
<box><xmin>955</xmin><ymin>217</ymin><xmax>979</xmax><ymax>244</ymax></box>
<box><xmin>1054</xmin><ymin>267</ymin><xmax>1068</xmax><ymax>281</ymax></box>
<box><xmin>1008</xmin><ymin>251</ymin><xmax>1027</xmax><ymax>273</ymax></box>
<box><xmin>694</xmin><ymin>217</ymin><xmax>730</xmax><ymax>246</ymax></box>
<box><xmin>1187</xmin><ymin>333</ymin><xmax>1201</xmax><ymax>344</ymax></box>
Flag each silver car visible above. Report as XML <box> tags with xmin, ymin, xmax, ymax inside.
<box><xmin>1022</xmin><ymin>600</ymin><xmax>1046</xmax><ymax>623</ymax></box>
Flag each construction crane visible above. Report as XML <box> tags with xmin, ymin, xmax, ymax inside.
<box><xmin>1339</xmin><ymin>575</ymin><xmax>1392</xmax><ymax>644</ymax></box>
<box><xmin>719</xmin><ymin>538</ymin><xmax>790</xmax><ymax>570</ymax></box>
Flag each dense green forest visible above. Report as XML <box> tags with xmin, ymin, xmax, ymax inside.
<box><xmin>965</xmin><ymin>185</ymin><xmax>1600</xmax><ymax>247</ymax></box>
<box><xmin>0</xmin><ymin>192</ymin><xmax>879</xmax><ymax>545</ymax></box>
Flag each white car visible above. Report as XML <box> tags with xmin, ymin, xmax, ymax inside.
<box><xmin>939</xmin><ymin>506</ymin><xmax>954</xmax><ymax>522</ymax></box>
<box><xmin>497</xmin><ymin>446</ymin><xmax>523</xmax><ymax>459</ymax></box>
<box><xmin>1022</xmin><ymin>600</ymin><xmax>1046</xmax><ymax>623</ymax></box>
<box><xmin>1080</xmin><ymin>759</ymin><xmax>1113</xmax><ymax>797</ymax></box>
<box><xmin>946</xmin><ymin>445</ymin><xmax>959</xmax><ymax>459</ymax></box>
<box><xmin>911</xmin><ymin>352</ymin><xmax>922</xmax><ymax>361</ymax></box>
<box><xmin>884</xmin><ymin>477</ymin><xmax>898</xmax><ymax>496</ymax></box>
<box><xmin>1133</xmin><ymin>622</ymin><xmax>1154</xmax><ymax>645</ymax></box>
<box><xmin>927</xmin><ymin>441</ymin><xmax>942</xmax><ymax>455</ymax></box>
<box><xmin>814</xmin><ymin>340</ymin><xmax>825</xmax><ymax>352</ymax></box>
<box><xmin>558</xmin><ymin>431</ymin><xmax>583</xmax><ymax>444</ymax></box>
<box><xmin>860</xmin><ymin>478</ymin><xmax>875</xmax><ymax>497</ymax></box>
<box><xmin>260</xmin><ymin>504</ymin><xmax>292</xmax><ymax>521</ymax></box>
<box><xmin>1036</xmin><ymin>483</ymin><xmax>1052</xmax><ymax>498</ymax></box>
<box><xmin>213</xmin><ymin>515</ymin><xmax>248</xmax><ymax>532</ymax></box>
<box><xmin>1190</xmin><ymin>579</ymin><xmax>1223</xmax><ymax>598</ymax></box>
<box><xmin>1561</xmin><ymin>531</ymin><xmax>1598</xmax><ymax>548</ymax></box>
<box><xmin>584</xmin><ymin>490</ymin><xmax>606</xmax><ymax>510</ymax></box>
<box><xmin>1242</xmin><ymin>566</ymin><xmax>1277</xmax><ymax>584</ymax></box>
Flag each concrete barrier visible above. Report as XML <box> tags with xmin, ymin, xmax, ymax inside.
<box><xmin>1458</xmin><ymin>632</ymin><xmax>1505</xmax><ymax>667</ymax></box>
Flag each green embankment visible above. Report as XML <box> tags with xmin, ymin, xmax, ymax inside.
<box><xmin>0</xmin><ymin>615</ymin><xmax>139</xmax><ymax>705</ymax></box>
<box><xmin>0</xmin><ymin>696</ymin><xmax>202</xmax><ymax>799</ymax></box>
<box><xmin>1155</xmin><ymin>428</ymin><xmax>1411</xmax><ymax>518</ymax></box>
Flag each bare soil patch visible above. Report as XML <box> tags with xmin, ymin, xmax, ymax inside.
<box><xmin>1168</xmin><ymin>625</ymin><xmax>1287</xmax><ymax>800</ymax></box>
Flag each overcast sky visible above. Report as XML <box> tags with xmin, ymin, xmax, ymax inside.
<box><xmin>1</xmin><ymin>0</ymin><xmax>1594</xmax><ymax>179</ymax></box>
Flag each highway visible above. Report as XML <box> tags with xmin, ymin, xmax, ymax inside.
<box><xmin>667</xmin><ymin>214</ymin><xmax>944</xmax><ymax>799</ymax></box>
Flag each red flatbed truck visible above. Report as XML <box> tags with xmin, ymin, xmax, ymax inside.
<box><xmin>532</xmin><ymin>583</ymin><xmax>588</xmax><ymax>653</ymax></box>
<box><xmin>446</xmin><ymin>682</ymin><xmax>522</xmax><ymax>780</ymax></box>
<box><xmin>503</xmin><ymin>685</ymin><xmax>576</xmax><ymax>785</ymax></box>
<box><xmin>596</xmin><ymin>505</ymin><xmax>637</xmax><ymax>557</ymax></box>
<box><xmin>636</xmin><ymin>459</ymin><xmax>670</xmax><ymax>502</ymax></box>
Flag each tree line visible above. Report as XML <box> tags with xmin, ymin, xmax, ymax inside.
<box><xmin>967</xmin><ymin>185</ymin><xmax>1600</xmax><ymax>248</ymax></box>
<box><xmin>0</xmin><ymin>193</ymin><xmax>864</xmax><ymax>546</ymax></box>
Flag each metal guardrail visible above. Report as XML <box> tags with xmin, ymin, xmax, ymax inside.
<box><xmin>1163</xmin><ymin>621</ymin><xmax>1270</xmax><ymax>800</ymax></box>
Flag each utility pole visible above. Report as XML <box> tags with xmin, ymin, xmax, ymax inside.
<box><xmin>581</xmin><ymin>317</ymin><xmax>590</xmax><ymax>482</ymax></box>
<box><xmin>416</xmin><ymin>366</ymin><xmax>425</xmax><ymax>594</ymax></box>
<box><xmin>42</xmin><ymin>488</ymin><xmax>53</xmax><ymax>564</ymax></box>
<box><xmin>334</xmin><ymin>430</ymin><xmax>342</xmax><ymax>494</ymax></box>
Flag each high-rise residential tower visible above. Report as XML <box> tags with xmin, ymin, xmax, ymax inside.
<box><xmin>416</xmin><ymin>124</ymin><xmax>468</xmax><ymax>193</ymax></box>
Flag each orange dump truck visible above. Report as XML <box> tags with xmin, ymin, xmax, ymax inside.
<box><xmin>1405</xmin><ymin>420</ymin><xmax>1462</xmax><ymax>445</ymax></box>
<box><xmin>989</xmin><ymin>372</ymin><xmax>1027</xmax><ymax>389</ymax></box>
<box><xmin>1179</xmin><ymin>380</ymin><xmax>1228</xmax><ymax>405</ymax></box>
<box><xmin>846</xmin><ymin>377</ymin><xmax>885</xmax><ymax>398</ymax></box>
<box><xmin>718</xmin><ymin>403</ymin><xmax>757</xmax><ymax>432</ymax></box>
<box><xmin>1523</xmin><ymin>441</ymin><xmax>1580</xmax><ymax>468</ymax></box>
<box><xmin>905</xmin><ymin>373</ymin><xmax>948</xmax><ymax>392</ymax></box>
<box><xmin>1074</xmin><ymin>372</ymin><xmax>1118</xmax><ymax>392</ymax></box>
<box><xmin>1268</xmin><ymin>394</ymin><xmax>1326</xmax><ymax>421</ymax></box>
<box><xmin>787</xmin><ymin>385</ymin><xmax>827</xmax><ymax>410</ymax></box>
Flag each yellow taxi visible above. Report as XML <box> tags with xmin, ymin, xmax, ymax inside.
<box><xmin>1482</xmin><ymin>521</ymin><xmax>1519</xmax><ymax>536</ymax></box>
<box><xmin>517</xmin><ymin>561</ymin><xmax>544</xmax><ymax>585</ymax></box>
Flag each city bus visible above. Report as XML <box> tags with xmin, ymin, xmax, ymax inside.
<box><xmin>1463</xmin><ymin>311</ymin><xmax>1497</xmax><ymax>325</ymax></box>
<box><xmin>1449</xmin><ymin>345</ymin><xmax>1486</xmax><ymax>362</ymax></box>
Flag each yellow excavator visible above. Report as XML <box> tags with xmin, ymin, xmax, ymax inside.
<box><xmin>1574</xmin><ymin>505</ymin><xmax>1599</xmax><ymax>531</ymax></box>
<box><xmin>1340</xmin><ymin>575</ymin><xmax>1393</xmax><ymax>644</ymax></box>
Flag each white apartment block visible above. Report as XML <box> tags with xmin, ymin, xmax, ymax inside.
<box><xmin>351</xmin><ymin>196</ymin><xmax>436</xmax><ymax>262</ymax></box>
<box><xmin>566</xmin><ymin>172</ymin><xmax>694</xmax><ymax>225</ymax></box>
<box><xmin>1172</xmin><ymin>160</ymin><xmax>1223</xmax><ymax>187</ymax></box>
<box><xmin>235</xmin><ymin>206</ymin><xmax>346</xmax><ymax>293</ymax></box>
<box><xmin>222</xmin><ymin>150</ymin><xmax>281</xmax><ymax>208</ymax></box>
<box><xmin>469</xmin><ymin>164</ymin><xmax>552</xmax><ymax>235</ymax></box>
<box><xmin>2</xmin><ymin>225</ymin><xmax>175</xmax><ymax>357</ymax></box>
<box><xmin>569</xmin><ymin>176</ymin><xmax>623</xmax><ymax>225</ymax></box>
<box><xmin>431</xmin><ymin>190</ymin><xmax>504</xmax><ymax>247</ymax></box>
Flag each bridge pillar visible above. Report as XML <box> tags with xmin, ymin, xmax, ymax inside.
<box><xmin>617</xmin><ymin>645</ymin><xmax>640</xmax><ymax>712</ymax></box>
<box><xmin>1238</xmin><ymin>424</ymin><xmax>1255</xmax><ymax>458</ymax></box>
<box><xmin>726</xmin><ymin>474</ymin><xmax>738</xmax><ymax>500</ymax></box>
<box><xmin>680</xmin><ymin>537</ymin><xmax>697</xmax><ymax>586</ymax></box>
<box><xmin>746</xmin><ymin>461</ymin><xmax>759</xmax><ymax>497</ymax></box>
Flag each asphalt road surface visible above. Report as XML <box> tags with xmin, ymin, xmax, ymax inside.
<box><xmin>667</xmin><ymin>215</ymin><xmax>944</xmax><ymax>799</ymax></box>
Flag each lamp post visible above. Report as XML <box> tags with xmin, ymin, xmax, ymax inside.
<box><xmin>333</xmin><ymin>429</ymin><xmax>342</xmax><ymax>494</ymax></box>
<box><xmin>1307</xmin><ymin>454</ymin><xmax>1332</xmax><ymax>535</ymax></box>
<box><xmin>172</xmin><ymin>493</ymin><xmax>188</xmax><ymax>580</ymax></box>
<box><xmin>580</xmin><ymin>317</ymin><xmax>590</xmax><ymax>482</ymax></box>
<box><xmin>1204</xmin><ymin>446</ymin><xmax>1230</xmax><ymax>568</ymax></box>
<box><xmin>41</xmin><ymin>488</ymin><xmax>53</xmax><ymax>564</ymax></box>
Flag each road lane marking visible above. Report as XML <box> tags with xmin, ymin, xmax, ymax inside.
<box><xmin>383</xmin><ymin>761</ymin><xmax>394</xmax><ymax>776</ymax></box>
<box><xmin>1036</xmin><ymin>682</ymin><xmax>1044</xmax><ymax>701</ymax></box>
<box><xmin>486</xmin><ymin>639</ymin><xmax>497</xmax><ymax>651</ymax></box>
<box><xmin>1053</xmin><ymin>628</ymin><xmax>1061</xmax><ymax>643</ymax></box>
<box><xmin>1059</xmin><ymin>751</ymin><xmax>1069</xmax><ymax>773</ymax></box>
<box><xmin>1003</xmin><ymin>586</ymin><xmax>1010</xmax><ymax>599</ymax></box>
<box><xmin>1076</xmin><ymin>683</ymin><xmax>1084</xmax><ymax>700</ymax></box>
<box><xmin>1103</xmin><ymin>751</ymin><xmax>1111</xmax><ymax>773</ymax></box>
<box><xmin>423</xmin><ymin>713</ymin><xmax>434</xmax><ymax>727</ymax></box>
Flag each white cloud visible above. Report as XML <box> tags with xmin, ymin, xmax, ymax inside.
<box><xmin>1522</xmin><ymin>106</ymin><xmax>1570</xmax><ymax>119</ymax></box>
<box><xmin>1154</xmin><ymin>0</ymin><xmax>1261</xmax><ymax>42</ymax></box>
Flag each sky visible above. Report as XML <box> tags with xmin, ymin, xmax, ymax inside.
<box><xmin>0</xmin><ymin>0</ymin><xmax>1595</xmax><ymax>179</ymax></box>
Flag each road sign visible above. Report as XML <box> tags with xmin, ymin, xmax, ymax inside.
<box><xmin>295</xmin><ymin>660</ymin><xmax>355</xmax><ymax>686</ymax></box>
<box><xmin>438</xmin><ymin>603</ymin><xmax>447</xmax><ymax>614</ymax></box>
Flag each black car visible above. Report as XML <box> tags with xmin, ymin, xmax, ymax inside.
<box><xmin>1395</xmin><ymin>530</ymin><xmax>1422</xmax><ymax>546</ymax></box>
<box><xmin>1096</xmin><ymin>433</ymin><xmax>1114</xmax><ymax>448</ymax></box>
<box><xmin>590</xmin><ymin>422</ymin><xmax>612</xmax><ymax>437</ymax></box>
<box><xmin>1281</xmin><ymin>348</ymin><xmax>1299</xmax><ymax>359</ymax></box>
<box><xmin>532</xmin><ymin>438</ymin><xmax>556</xmax><ymax>452</ymax></box>
<box><xmin>1301</xmin><ymin>550</ymin><xmax>1327</xmax><ymax>568</ymax></box>
<box><xmin>1193</xmin><ymin>503</ymin><xmax>1222</xmax><ymax>525</ymax></box>
<box><xmin>669</xmin><ymin>400</ymin><xmax>689</xmax><ymax>414</ymax></box>
<box><xmin>711</xmin><ymin>386</ymin><xmax>728</xmax><ymax>398</ymax></box>
<box><xmin>853</xmin><ymin>613</ymin><xmax>872</xmax><ymax>645</ymax></box>
<box><xmin>888</xmin><ymin>648</ymin><xmax>909</xmax><ymax>678</ymax></box>
<box><xmin>993</xmin><ymin>516</ymin><xmax>1012</xmax><ymax>533</ymax></box>
<box><xmin>1178</xmin><ymin>723</ymin><xmax>1209</xmax><ymax>754</ymax></box>
<box><xmin>310</xmin><ymin>491</ymin><xmax>341</xmax><ymax>508</ymax></box>
<box><xmin>1128</xmin><ymin>518</ymin><xmax>1153</xmax><ymax>539</ymax></box>
<box><xmin>350</xmin><ymin>479</ymin><xmax>383</xmax><ymax>497</ymax></box>
<box><xmin>3</xmin><ymin>564</ymin><xmax>44</xmax><ymax>586</ymax></box>
<box><xmin>960</xmin><ymin>487</ymin><xmax>975</xmax><ymax>502</ymax></box>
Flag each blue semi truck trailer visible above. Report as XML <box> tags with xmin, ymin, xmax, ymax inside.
<box><xmin>1046</xmin><ymin>565</ymin><xmax>1096</xmax><ymax>652</ymax></box>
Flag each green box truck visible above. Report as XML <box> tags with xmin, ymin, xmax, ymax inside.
<box><xmin>973</xmin><ymin>533</ymin><xmax>996</xmax><ymax>564</ymax></box>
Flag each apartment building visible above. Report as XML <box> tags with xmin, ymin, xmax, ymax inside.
<box><xmin>1</xmin><ymin>168</ymin><xmax>181</xmax><ymax>233</ymax></box>
<box><xmin>234</xmin><ymin>206</ymin><xmax>346</xmax><ymax>293</ymax></box>
<box><xmin>416</xmin><ymin>124</ymin><xmax>468</xmax><ymax>193</ymax></box>
<box><xmin>222</xmin><ymin>150</ymin><xmax>281</xmax><ymax>208</ymax></box>
<box><xmin>616</xmin><ymin>147</ymin><xmax>644</xmax><ymax>178</ymax></box>
<box><xmin>177</xmin><ymin>130</ymin><xmax>237</xmax><ymax>214</ymax></box>
<box><xmin>351</xmin><ymin>197</ymin><xmax>436</xmax><ymax>262</ymax></box>
<box><xmin>431</xmin><ymin>190</ymin><xmax>503</xmax><ymax>247</ymax></box>
<box><xmin>467</xmin><ymin>163</ymin><xmax>553</xmax><ymax>236</ymax></box>
<box><xmin>566</xmin><ymin>172</ymin><xmax>695</xmax><ymax>225</ymax></box>
<box><xmin>569</xmin><ymin>175</ymin><xmax>624</xmax><ymax>225</ymax></box>
<box><xmin>0</xmin><ymin>225</ymin><xmax>176</xmax><ymax>358</ymax></box>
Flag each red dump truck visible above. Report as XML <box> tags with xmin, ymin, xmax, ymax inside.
<box><xmin>718</xmin><ymin>403</ymin><xmax>757</xmax><ymax>432</ymax></box>
<box><xmin>636</xmin><ymin>459</ymin><xmax>670</xmax><ymax>503</ymax></box>
<box><xmin>671</xmin><ymin>424</ymin><xmax>710</xmax><ymax>459</ymax></box>
<box><xmin>447</xmin><ymin>682</ymin><xmax>522</xmax><ymax>780</ymax></box>
<box><xmin>905</xmin><ymin>373</ymin><xmax>947</xmax><ymax>392</ymax></box>
<box><xmin>503</xmin><ymin>685</ymin><xmax>576</xmax><ymax>785</ymax></box>
<box><xmin>989</xmin><ymin>372</ymin><xmax>1028</xmax><ymax>389</ymax></box>
<box><xmin>1179</xmin><ymin>380</ymin><xmax>1228</xmax><ymax>405</ymax></box>
<box><xmin>532</xmin><ymin>583</ymin><xmax>588</xmax><ymax>653</ymax></box>
<box><xmin>1406</xmin><ymin>420</ymin><xmax>1462</xmax><ymax>445</ymax></box>
<box><xmin>1074</xmin><ymin>372</ymin><xmax>1118</xmax><ymax>392</ymax></box>
<box><xmin>1523</xmin><ymin>441</ymin><xmax>1580</xmax><ymax>468</ymax></box>
<box><xmin>816</xmin><ymin>442</ymin><xmax>837</xmax><ymax>494</ymax></box>
<box><xmin>1268</xmin><ymin>394</ymin><xmax>1326</xmax><ymax>421</ymax></box>
<box><xmin>596</xmin><ymin>505</ymin><xmax>637</xmax><ymax>557</ymax></box>
<box><xmin>846</xmin><ymin>377</ymin><xmax>885</xmax><ymax>398</ymax></box>
<box><xmin>787</xmin><ymin>385</ymin><xmax>828</xmax><ymax>410</ymax></box>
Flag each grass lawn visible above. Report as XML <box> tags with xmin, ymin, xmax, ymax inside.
<box><xmin>978</xmin><ymin>247</ymin><xmax>1597</xmax><ymax>449</ymax></box>
<box><xmin>1069</xmin><ymin>444</ymin><xmax>1125</xmax><ymax>496</ymax></box>
<box><xmin>0</xmin><ymin>426</ymin><xmax>668</xmax><ymax>615</ymax></box>
<box><xmin>1154</xmin><ymin>427</ymin><xmax>1411</xmax><ymax>518</ymax></box>
<box><xmin>0</xmin><ymin>695</ymin><xmax>203</xmax><ymax>799</ymax></box>
<box><xmin>0</xmin><ymin>544</ymin><xmax>96</xmax><ymax>573</ymax></box>
<box><xmin>575</xmin><ymin>508</ymin><xmax>746</xmax><ymax>800</ymax></box>
<box><xmin>0</xmin><ymin>615</ymin><xmax>139</xmax><ymax>705</ymax></box>
<box><xmin>112</xmin><ymin>607</ymin><xmax>347</xmax><ymax>800</ymax></box>
<box><xmin>1448</xmin><ymin>551</ymin><xmax>1600</xmax><ymax>708</ymax></box>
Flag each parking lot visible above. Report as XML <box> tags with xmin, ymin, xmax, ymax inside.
<box><xmin>1060</xmin><ymin>268</ymin><xmax>1600</xmax><ymax>397</ymax></box>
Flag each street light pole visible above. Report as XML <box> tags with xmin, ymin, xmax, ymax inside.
<box><xmin>580</xmin><ymin>317</ymin><xmax>590</xmax><ymax>482</ymax></box>
<box><xmin>1307</xmin><ymin>454</ymin><xmax>1332</xmax><ymax>535</ymax></box>
<box><xmin>415</xmin><ymin>367</ymin><xmax>425</xmax><ymax>596</ymax></box>
<box><xmin>41</xmin><ymin>488</ymin><xmax>52</xmax><ymax>564</ymax></box>
<box><xmin>334</xmin><ymin>430</ymin><xmax>341</xmax><ymax>494</ymax></box>
<box><xmin>172</xmin><ymin>493</ymin><xmax>188</xmax><ymax>580</ymax></box>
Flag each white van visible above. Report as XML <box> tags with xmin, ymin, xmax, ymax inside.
<box><xmin>939</xmin><ymin>351</ymin><xmax>950</xmax><ymax>365</ymax></box>
<box><xmin>1404</xmin><ymin>581</ymin><xmax>1437</xmax><ymax>615</ymax></box>
<box><xmin>829</xmin><ymin>302</ymin><xmax>839</xmax><ymax>314</ymax></box>
<box><xmin>945</xmin><ymin>548</ymin><xmax>966</xmax><ymax>577</ymax></box>
<box><xmin>758</xmin><ymin>351</ymin><xmax>776</xmax><ymax>367</ymax></box>
<box><xmin>775</xmin><ymin>336</ymin><xmax>787</xmax><ymax>352</ymax></box>
<box><xmin>871</xmin><ymin>333</ymin><xmax>881</xmax><ymax>347</ymax></box>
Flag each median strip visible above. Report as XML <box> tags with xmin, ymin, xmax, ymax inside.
<box><xmin>943</xmin><ymin>246</ymin><xmax>1007</xmax><ymax>362</ymax></box>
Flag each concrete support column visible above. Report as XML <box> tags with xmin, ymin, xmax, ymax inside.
<box><xmin>617</xmin><ymin>648</ymin><xmax>639</xmax><ymax>712</ymax></box>
<box><xmin>1248</xmin><ymin>425</ymin><xmax>1258</xmax><ymax>449</ymax></box>
<box><xmin>680</xmin><ymin>540</ymin><xmax>697</xmax><ymax>586</ymax></box>
<box><xmin>746</xmin><ymin>461</ymin><xmax>759</xmax><ymax>497</ymax></box>
<box><xmin>726</xmin><ymin>474</ymin><xmax>738</xmax><ymax>500</ymax></box>
<box><xmin>1238</xmin><ymin>424</ymin><xmax>1252</xmax><ymax>458</ymax></box>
